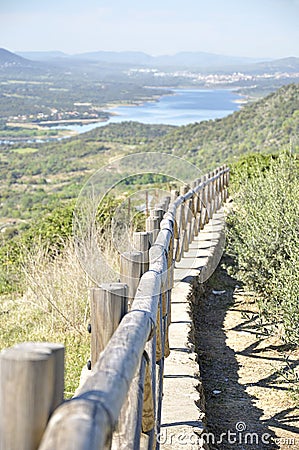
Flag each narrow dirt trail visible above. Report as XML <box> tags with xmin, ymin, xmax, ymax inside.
<box><xmin>192</xmin><ymin>260</ymin><xmax>299</xmax><ymax>450</ymax></box>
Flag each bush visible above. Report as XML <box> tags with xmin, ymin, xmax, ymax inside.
<box><xmin>227</xmin><ymin>151</ymin><xmax>299</xmax><ymax>343</ymax></box>
<box><xmin>229</xmin><ymin>152</ymin><xmax>279</xmax><ymax>192</ymax></box>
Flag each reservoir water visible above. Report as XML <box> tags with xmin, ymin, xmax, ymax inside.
<box><xmin>0</xmin><ymin>88</ymin><xmax>244</xmax><ymax>144</ymax></box>
<box><xmin>56</xmin><ymin>88</ymin><xmax>244</xmax><ymax>133</ymax></box>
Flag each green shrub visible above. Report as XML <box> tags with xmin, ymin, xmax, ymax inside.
<box><xmin>227</xmin><ymin>151</ymin><xmax>299</xmax><ymax>343</ymax></box>
<box><xmin>229</xmin><ymin>152</ymin><xmax>279</xmax><ymax>192</ymax></box>
<box><xmin>0</xmin><ymin>202</ymin><xmax>76</xmax><ymax>294</ymax></box>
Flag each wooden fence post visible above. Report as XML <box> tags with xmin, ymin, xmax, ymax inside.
<box><xmin>133</xmin><ymin>229</ymin><xmax>158</xmax><ymax>449</ymax></box>
<box><xmin>208</xmin><ymin>170</ymin><xmax>215</xmax><ymax>219</ymax></box>
<box><xmin>200</xmin><ymin>175</ymin><xmax>207</xmax><ymax>228</ymax></box>
<box><xmin>150</xmin><ymin>208</ymin><xmax>164</xmax><ymax>226</ymax></box>
<box><xmin>12</xmin><ymin>342</ymin><xmax>64</xmax><ymax>414</ymax></box>
<box><xmin>195</xmin><ymin>179</ymin><xmax>201</xmax><ymax>232</ymax></box>
<box><xmin>164</xmin><ymin>196</ymin><xmax>171</xmax><ymax>210</ymax></box>
<box><xmin>180</xmin><ymin>185</ymin><xmax>190</xmax><ymax>254</ymax></box>
<box><xmin>217</xmin><ymin>166</ymin><xmax>222</xmax><ymax>209</ymax></box>
<box><xmin>133</xmin><ymin>231</ymin><xmax>151</xmax><ymax>274</ymax></box>
<box><xmin>112</xmin><ymin>249</ymin><xmax>148</xmax><ymax>449</ymax></box>
<box><xmin>221</xmin><ymin>164</ymin><xmax>226</xmax><ymax>203</ymax></box>
<box><xmin>226</xmin><ymin>166</ymin><xmax>230</xmax><ymax>199</ymax></box>
<box><xmin>218</xmin><ymin>166</ymin><xmax>223</xmax><ymax>204</ymax></box>
<box><xmin>90</xmin><ymin>283</ymin><xmax>128</xmax><ymax>367</ymax></box>
<box><xmin>170</xmin><ymin>190</ymin><xmax>180</xmax><ymax>262</ymax></box>
<box><xmin>213</xmin><ymin>168</ymin><xmax>219</xmax><ymax>215</ymax></box>
<box><xmin>0</xmin><ymin>344</ymin><xmax>63</xmax><ymax>450</ymax></box>
<box><xmin>146</xmin><ymin>217</ymin><xmax>160</xmax><ymax>243</ymax></box>
<box><xmin>111</xmin><ymin>353</ymin><xmax>148</xmax><ymax>450</ymax></box>
<box><xmin>120</xmin><ymin>251</ymin><xmax>143</xmax><ymax>308</ymax></box>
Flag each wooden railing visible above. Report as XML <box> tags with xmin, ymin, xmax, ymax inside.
<box><xmin>0</xmin><ymin>165</ymin><xmax>229</xmax><ymax>450</ymax></box>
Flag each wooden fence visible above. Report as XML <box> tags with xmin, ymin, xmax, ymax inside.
<box><xmin>0</xmin><ymin>165</ymin><xmax>229</xmax><ymax>450</ymax></box>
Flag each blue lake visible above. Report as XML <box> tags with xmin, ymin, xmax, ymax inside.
<box><xmin>56</xmin><ymin>88</ymin><xmax>244</xmax><ymax>132</ymax></box>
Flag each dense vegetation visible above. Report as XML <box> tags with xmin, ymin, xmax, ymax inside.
<box><xmin>227</xmin><ymin>152</ymin><xmax>299</xmax><ymax>344</ymax></box>
<box><xmin>83</xmin><ymin>121</ymin><xmax>175</xmax><ymax>144</ymax></box>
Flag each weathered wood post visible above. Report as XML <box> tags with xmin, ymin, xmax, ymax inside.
<box><xmin>120</xmin><ymin>251</ymin><xmax>143</xmax><ymax>308</ymax></box>
<box><xmin>189</xmin><ymin>181</ymin><xmax>199</xmax><ymax>241</ymax></box>
<box><xmin>205</xmin><ymin>172</ymin><xmax>212</xmax><ymax>222</ymax></box>
<box><xmin>213</xmin><ymin>168</ymin><xmax>218</xmax><ymax>212</ymax></box>
<box><xmin>150</xmin><ymin>207</ymin><xmax>164</xmax><ymax>225</ymax></box>
<box><xmin>133</xmin><ymin>231</ymin><xmax>151</xmax><ymax>274</ymax></box>
<box><xmin>191</xmin><ymin>179</ymin><xmax>199</xmax><ymax>237</ymax></box>
<box><xmin>197</xmin><ymin>178</ymin><xmax>204</xmax><ymax>235</ymax></box>
<box><xmin>221</xmin><ymin>165</ymin><xmax>226</xmax><ymax>202</ymax></box>
<box><xmin>213</xmin><ymin>169</ymin><xmax>218</xmax><ymax>214</ymax></box>
<box><xmin>170</xmin><ymin>189</ymin><xmax>180</xmax><ymax>261</ymax></box>
<box><xmin>200</xmin><ymin>174</ymin><xmax>208</xmax><ymax>228</ymax></box>
<box><xmin>217</xmin><ymin>165</ymin><xmax>223</xmax><ymax>204</ymax></box>
<box><xmin>133</xmin><ymin>231</ymin><xmax>156</xmax><ymax>449</ymax></box>
<box><xmin>164</xmin><ymin>195</ymin><xmax>171</xmax><ymax>210</ymax></box>
<box><xmin>111</xmin><ymin>353</ymin><xmax>148</xmax><ymax>450</ymax></box>
<box><xmin>90</xmin><ymin>283</ymin><xmax>128</xmax><ymax>367</ymax></box>
<box><xmin>150</xmin><ymin>225</ymin><xmax>172</xmax><ymax>445</ymax></box>
<box><xmin>162</xmin><ymin>213</ymin><xmax>175</xmax><ymax>364</ymax></box>
<box><xmin>0</xmin><ymin>343</ymin><xmax>64</xmax><ymax>450</ymax></box>
<box><xmin>225</xmin><ymin>165</ymin><xmax>230</xmax><ymax>200</ymax></box>
<box><xmin>146</xmin><ymin>216</ymin><xmax>160</xmax><ymax>244</ymax></box>
<box><xmin>113</xmin><ymin>246</ymin><xmax>150</xmax><ymax>449</ymax></box>
<box><xmin>217</xmin><ymin>166</ymin><xmax>223</xmax><ymax>209</ymax></box>
<box><xmin>13</xmin><ymin>342</ymin><xmax>64</xmax><ymax>414</ymax></box>
<box><xmin>208</xmin><ymin>170</ymin><xmax>215</xmax><ymax>219</ymax></box>
<box><xmin>218</xmin><ymin>166</ymin><xmax>224</xmax><ymax>207</ymax></box>
<box><xmin>180</xmin><ymin>184</ymin><xmax>190</xmax><ymax>254</ymax></box>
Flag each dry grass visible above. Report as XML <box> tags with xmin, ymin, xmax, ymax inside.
<box><xmin>0</xmin><ymin>241</ymin><xmax>93</xmax><ymax>397</ymax></box>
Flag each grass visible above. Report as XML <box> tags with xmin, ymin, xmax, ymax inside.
<box><xmin>0</xmin><ymin>241</ymin><xmax>91</xmax><ymax>398</ymax></box>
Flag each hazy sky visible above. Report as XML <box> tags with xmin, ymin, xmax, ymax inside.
<box><xmin>1</xmin><ymin>0</ymin><xmax>299</xmax><ymax>58</ymax></box>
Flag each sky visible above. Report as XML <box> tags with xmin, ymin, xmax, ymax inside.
<box><xmin>0</xmin><ymin>0</ymin><xmax>299</xmax><ymax>58</ymax></box>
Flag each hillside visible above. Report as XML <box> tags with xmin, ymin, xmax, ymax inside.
<box><xmin>0</xmin><ymin>48</ymin><xmax>41</xmax><ymax>73</ymax></box>
<box><xmin>255</xmin><ymin>56</ymin><xmax>299</xmax><ymax>73</ymax></box>
<box><xmin>0</xmin><ymin>48</ymin><xmax>30</xmax><ymax>67</ymax></box>
<box><xmin>143</xmin><ymin>83</ymin><xmax>299</xmax><ymax>167</ymax></box>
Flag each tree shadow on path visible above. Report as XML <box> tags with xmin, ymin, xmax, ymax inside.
<box><xmin>190</xmin><ymin>257</ymin><xmax>283</xmax><ymax>450</ymax></box>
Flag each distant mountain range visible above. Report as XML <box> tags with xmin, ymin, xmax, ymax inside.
<box><xmin>1</xmin><ymin>47</ymin><xmax>298</xmax><ymax>74</ymax></box>
<box><xmin>72</xmin><ymin>50</ymin><xmax>264</xmax><ymax>68</ymax></box>
<box><xmin>17</xmin><ymin>49</ymin><xmax>263</xmax><ymax>68</ymax></box>
<box><xmin>16</xmin><ymin>50</ymin><xmax>68</xmax><ymax>61</ymax></box>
